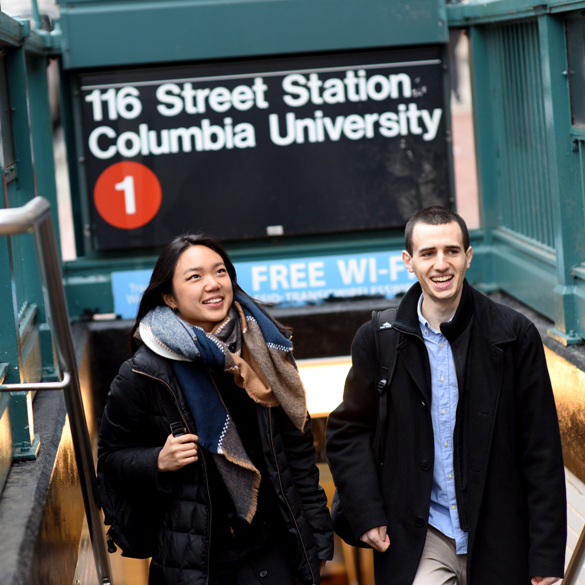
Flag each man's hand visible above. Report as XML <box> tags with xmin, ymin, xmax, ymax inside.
<box><xmin>319</xmin><ymin>560</ymin><xmax>327</xmax><ymax>575</ymax></box>
<box><xmin>360</xmin><ymin>526</ymin><xmax>390</xmax><ymax>552</ymax></box>
<box><xmin>531</xmin><ymin>578</ymin><xmax>560</xmax><ymax>585</ymax></box>
<box><xmin>157</xmin><ymin>433</ymin><xmax>199</xmax><ymax>472</ymax></box>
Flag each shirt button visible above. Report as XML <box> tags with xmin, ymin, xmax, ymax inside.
<box><xmin>440</xmin><ymin>342</ymin><xmax>444</xmax><ymax>348</ymax></box>
<box><xmin>424</xmin><ymin>328</ymin><xmax>428</xmax><ymax>334</ymax></box>
<box><xmin>442</xmin><ymin>409</ymin><xmax>447</xmax><ymax>415</ymax></box>
<box><xmin>444</xmin><ymin>441</ymin><xmax>448</xmax><ymax>447</ymax></box>
<box><xmin>440</xmin><ymin>376</ymin><xmax>445</xmax><ymax>382</ymax></box>
<box><xmin>451</xmin><ymin>505</ymin><xmax>456</xmax><ymax>510</ymax></box>
<box><xmin>448</xmin><ymin>474</ymin><xmax>453</xmax><ymax>479</ymax></box>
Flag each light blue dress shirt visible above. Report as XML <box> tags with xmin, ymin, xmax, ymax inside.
<box><xmin>417</xmin><ymin>294</ymin><xmax>468</xmax><ymax>555</ymax></box>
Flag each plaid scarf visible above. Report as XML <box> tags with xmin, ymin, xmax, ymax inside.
<box><xmin>140</xmin><ymin>294</ymin><xmax>308</xmax><ymax>523</ymax></box>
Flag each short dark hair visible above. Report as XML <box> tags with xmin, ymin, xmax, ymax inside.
<box><xmin>130</xmin><ymin>233</ymin><xmax>289</xmax><ymax>353</ymax></box>
<box><xmin>404</xmin><ymin>206</ymin><xmax>469</xmax><ymax>256</ymax></box>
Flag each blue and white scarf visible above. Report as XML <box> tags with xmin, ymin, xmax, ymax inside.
<box><xmin>140</xmin><ymin>294</ymin><xmax>307</xmax><ymax>522</ymax></box>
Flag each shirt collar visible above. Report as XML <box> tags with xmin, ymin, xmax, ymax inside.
<box><xmin>417</xmin><ymin>294</ymin><xmax>454</xmax><ymax>335</ymax></box>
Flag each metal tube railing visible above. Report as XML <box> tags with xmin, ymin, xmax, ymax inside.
<box><xmin>0</xmin><ymin>371</ymin><xmax>72</xmax><ymax>391</ymax></box>
<box><xmin>0</xmin><ymin>197</ymin><xmax>113</xmax><ymax>585</ymax></box>
<box><xmin>564</xmin><ymin>526</ymin><xmax>585</xmax><ymax>585</ymax></box>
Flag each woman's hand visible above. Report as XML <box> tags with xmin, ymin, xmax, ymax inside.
<box><xmin>157</xmin><ymin>433</ymin><xmax>199</xmax><ymax>472</ymax></box>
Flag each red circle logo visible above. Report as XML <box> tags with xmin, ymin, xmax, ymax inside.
<box><xmin>93</xmin><ymin>162</ymin><xmax>162</xmax><ymax>230</ymax></box>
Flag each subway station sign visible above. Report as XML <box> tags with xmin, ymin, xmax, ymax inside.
<box><xmin>112</xmin><ymin>249</ymin><xmax>416</xmax><ymax>319</ymax></box>
<box><xmin>79</xmin><ymin>47</ymin><xmax>449</xmax><ymax>250</ymax></box>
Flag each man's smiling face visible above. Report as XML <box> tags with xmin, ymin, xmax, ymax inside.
<box><xmin>402</xmin><ymin>221</ymin><xmax>473</xmax><ymax>309</ymax></box>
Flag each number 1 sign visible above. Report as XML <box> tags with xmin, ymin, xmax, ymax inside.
<box><xmin>93</xmin><ymin>161</ymin><xmax>162</xmax><ymax>230</ymax></box>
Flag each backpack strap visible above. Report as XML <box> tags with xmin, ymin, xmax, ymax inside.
<box><xmin>371</xmin><ymin>308</ymin><xmax>398</xmax><ymax>476</ymax></box>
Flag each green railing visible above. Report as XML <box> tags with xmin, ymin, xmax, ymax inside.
<box><xmin>449</xmin><ymin>0</ymin><xmax>585</xmax><ymax>345</ymax></box>
<box><xmin>0</xmin><ymin>197</ymin><xmax>113</xmax><ymax>585</ymax></box>
<box><xmin>0</xmin><ymin>10</ymin><xmax>61</xmax><ymax>485</ymax></box>
<box><xmin>485</xmin><ymin>20</ymin><xmax>555</xmax><ymax>249</ymax></box>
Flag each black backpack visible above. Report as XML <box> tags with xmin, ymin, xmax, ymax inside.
<box><xmin>330</xmin><ymin>307</ymin><xmax>398</xmax><ymax>547</ymax></box>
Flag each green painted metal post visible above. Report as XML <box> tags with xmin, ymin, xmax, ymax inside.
<box><xmin>22</xmin><ymin>51</ymin><xmax>61</xmax><ymax>376</ymax></box>
<box><xmin>0</xmin><ymin>125</ymin><xmax>18</xmax><ymax>480</ymax></box>
<box><xmin>0</xmin><ymin>237</ymin><xmax>18</xmax><ymax>384</ymax></box>
<box><xmin>8</xmin><ymin>391</ymin><xmax>38</xmax><ymax>460</ymax></box>
<box><xmin>3</xmin><ymin>43</ymin><xmax>49</xmax><ymax>459</ymax></box>
<box><xmin>58</xmin><ymin>63</ymin><xmax>83</xmax><ymax>257</ymax></box>
<box><xmin>468</xmin><ymin>25</ymin><xmax>497</xmax><ymax>288</ymax></box>
<box><xmin>25</xmin><ymin>53</ymin><xmax>62</xmax><ymax>261</ymax></box>
<box><xmin>5</xmin><ymin>48</ymin><xmax>35</xmax><ymax>208</ymax></box>
<box><xmin>5</xmin><ymin>46</ymin><xmax>45</xmax><ymax>314</ymax></box>
<box><xmin>538</xmin><ymin>15</ymin><xmax>585</xmax><ymax>345</ymax></box>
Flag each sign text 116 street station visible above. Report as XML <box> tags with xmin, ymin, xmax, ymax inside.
<box><xmin>79</xmin><ymin>48</ymin><xmax>450</xmax><ymax>250</ymax></box>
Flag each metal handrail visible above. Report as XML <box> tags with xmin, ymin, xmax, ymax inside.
<box><xmin>564</xmin><ymin>525</ymin><xmax>585</xmax><ymax>585</ymax></box>
<box><xmin>0</xmin><ymin>371</ymin><xmax>72</xmax><ymax>391</ymax></box>
<box><xmin>0</xmin><ymin>198</ymin><xmax>113</xmax><ymax>585</ymax></box>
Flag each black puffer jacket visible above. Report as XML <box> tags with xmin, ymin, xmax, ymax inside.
<box><xmin>98</xmin><ymin>345</ymin><xmax>333</xmax><ymax>585</ymax></box>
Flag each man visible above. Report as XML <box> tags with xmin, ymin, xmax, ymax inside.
<box><xmin>326</xmin><ymin>206</ymin><xmax>566</xmax><ymax>585</ymax></box>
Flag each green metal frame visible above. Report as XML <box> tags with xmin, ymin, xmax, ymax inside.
<box><xmin>448</xmin><ymin>0</ymin><xmax>585</xmax><ymax>345</ymax></box>
<box><xmin>56</xmin><ymin>0</ymin><xmax>448</xmax><ymax>70</ymax></box>
<box><xmin>59</xmin><ymin>226</ymin><xmax>490</xmax><ymax>319</ymax></box>
<box><xmin>448</xmin><ymin>0</ymin><xmax>585</xmax><ymax>26</ymax></box>
<box><xmin>55</xmin><ymin>0</ymin><xmax>455</xmax><ymax>318</ymax></box>
<box><xmin>0</xmin><ymin>11</ymin><xmax>62</xmax><ymax>470</ymax></box>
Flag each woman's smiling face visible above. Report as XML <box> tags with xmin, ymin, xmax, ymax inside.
<box><xmin>162</xmin><ymin>245</ymin><xmax>234</xmax><ymax>331</ymax></box>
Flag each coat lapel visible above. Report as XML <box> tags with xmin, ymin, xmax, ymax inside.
<box><xmin>396</xmin><ymin>336</ymin><xmax>431</xmax><ymax>405</ymax></box>
<box><xmin>464</xmin><ymin>290</ymin><xmax>516</xmax><ymax>454</ymax></box>
<box><xmin>462</xmin><ymin>342</ymin><xmax>504</xmax><ymax>521</ymax></box>
<box><xmin>458</xmin><ymin>291</ymin><xmax>516</xmax><ymax>524</ymax></box>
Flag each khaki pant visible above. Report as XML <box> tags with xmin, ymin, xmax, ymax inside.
<box><xmin>412</xmin><ymin>525</ymin><xmax>467</xmax><ymax>585</ymax></box>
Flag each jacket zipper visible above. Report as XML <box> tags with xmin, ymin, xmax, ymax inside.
<box><xmin>201</xmin><ymin>447</ymin><xmax>212</xmax><ymax>584</ymax></box>
<box><xmin>133</xmin><ymin>369</ymin><xmax>191</xmax><ymax>433</ymax></box>
<box><xmin>133</xmin><ymin>368</ymin><xmax>213</xmax><ymax>584</ymax></box>
<box><xmin>267</xmin><ymin>407</ymin><xmax>316</xmax><ymax>585</ymax></box>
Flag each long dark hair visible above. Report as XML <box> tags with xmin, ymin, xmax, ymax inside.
<box><xmin>130</xmin><ymin>233</ymin><xmax>290</xmax><ymax>353</ymax></box>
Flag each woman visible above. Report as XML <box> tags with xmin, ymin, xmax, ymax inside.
<box><xmin>97</xmin><ymin>234</ymin><xmax>333</xmax><ymax>585</ymax></box>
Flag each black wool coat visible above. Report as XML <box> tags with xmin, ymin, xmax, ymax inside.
<box><xmin>98</xmin><ymin>345</ymin><xmax>333</xmax><ymax>585</ymax></box>
<box><xmin>326</xmin><ymin>281</ymin><xmax>566</xmax><ymax>585</ymax></box>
